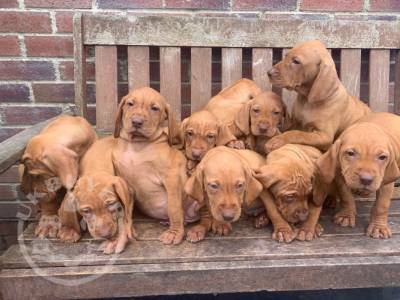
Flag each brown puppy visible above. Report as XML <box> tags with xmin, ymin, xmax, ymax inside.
<box><xmin>255</xmin><ymin>144</ymin><xmax>323</xmax><ymax>243</ymax></box>
<box><xmin>185</xmin><ymin>146</ymin><xmax>265</xmax><ymax>243</ymax></box>
<box><xmin>265</xmin><ymin>40</ymin><xmax>370</xmax><ymax>153</ymax></box>
<box><xmin>20</xmin><ymin>116</ymin><xmax>97</xmax><ymax>238</ymax></box>
<box><xmin>58</xmin><ymin>136</ymin><xmax>134</xmax><ymax>254</ymax></box>
<box><xmin>316</xmin><ymin>112</ymin><xmax>400</xmax><ymax>239</ymax></box>
<box><xmin>113</xmin><ymin>87</ymin><xmax>198</xmax><ymax>245</ymax></box>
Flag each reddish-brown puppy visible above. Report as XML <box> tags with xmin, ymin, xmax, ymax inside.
<box><xmin>265</xmin><ymin>40</ymin><xmax>370</xmax><ymax>153</ymax></box>
<box><xmin>316</xmin><ymin>112</ymin><xmax>400</xmax><ymax>239</ymax></box>
<box><xmin>20</xmin><ymin>116</ymin><xmax>97</xmax><ymax>238</ymax></box>
<box><xmin>113</xmin><ymin>87</ymin><xmax>198</xmax><ymax>245</ymax></box>
<box><xmin>58</xmin><ymin>136</ymin><xmax>134</xmax><ymax>254</ymax></box>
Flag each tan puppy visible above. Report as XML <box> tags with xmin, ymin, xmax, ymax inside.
<box><xmin>316</xmin><ymin>112</ymin><xmax>400</xmax><ymax>239</ymax></box>
<box><xmin>255</xmin><ymin>144</ymin><xmax>323</xmax><ymax>243</ymax></box>
<box><xmin>113</xmin><ymin>87</ymin><xmax>198</xmax><ymax>245</ymax></box>
<box><xmin>265</xmin><ymin>40</ymin><xmax>370</xmax><ymax>153</ymax></box>
<box><xmin>58</xmin><ymin>136</ymin><xmax>134</xmax><ymax>254</ymax></box>
<box><xmin>185</xmin><ymin>146</ymin><xmax>265</xmax><ymax>243</ymax></box>
<box><xmin>20</xmin><ymin>115</ymin><xmax>97</xmax><ymax>238</ymax></box>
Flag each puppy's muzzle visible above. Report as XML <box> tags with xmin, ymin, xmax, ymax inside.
<box><xmin>295</xmin><ymin>209</ymin><xmax>309</xmax><ymax>223</ymax></box>
<box><xmin>359</xmin><ymin>173</ymin><xmax>374</xmax><ymax>186</ymax></box>
<box><xmin>131</xmin><ymin>116</ymin><xmax>144</xmax><ymax>128</ymax></box>
<box><xmin>191</xmin><ymin>148</ymin><xmax>204</xmax><ymax>161</ymax></box>
<box><xmin>267</xmin><ymin>67</ymin><xmax>279</xmax><ymax>79</ymax></box>
<box><xmin>258</xmin><ymin>123</ymin><xmax>269</xmax><ymax>134</ymax></box>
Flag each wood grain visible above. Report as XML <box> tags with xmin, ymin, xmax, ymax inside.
<box><xmin>340</xmin><ymin>49</ymin><xmax>361</xmax><ymax>99</ymax></box>
<box><xmin>73</xmin><ymin>13</ymin><xmax>87</xmax><ymax>117</ymax></box>
<box><xmin>95</xmin><ymin>46</ymin><xmax>118</xmax><ymax>132</ymax></box>
<box><xmin>128</xmin><ymin>46</ymin><xmax>150</xmax><ymax>90</ymax></box>
<box><xmin>160</xmin><ymin>47</ymin><xmax>181</xmax><ymax>120</ymax></box>
<box><xmin>221</xmin><ymin>48</ymin><xmax>242</xmax><ymax>89</ymax></box>
<box><xmin>252</xmin><ymin>48</ymin><xmax>273</xmax><ymax>91</ymax></box>
<box><xmin>191</xmin><ymin>47</ymin><xmax>212</xmax><ymax>113</ymax></box>
<box><xmin>395</xmin><ymin>50</ymin><xmax>400</xmax><ymax>114</ymax></box>
<box><xmin>369</xmin><ymin>49</ymin><xmax>390</xmax><ymax>112</ymax></box>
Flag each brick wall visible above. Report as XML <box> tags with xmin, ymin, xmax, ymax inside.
<box><xmin>0</xmin><ymin>0</ymin><xmax>399</xmax><ymax>252</ymax></box>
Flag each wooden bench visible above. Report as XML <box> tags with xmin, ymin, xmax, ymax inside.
<box><xmin>1</xmin><ymin>13</ymin><xmax>400</xmax><ymax>299</ymax></box>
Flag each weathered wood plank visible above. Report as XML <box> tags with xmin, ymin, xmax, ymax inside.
<box><xmin>127</xmin><ymin>46</ymin><xmax>150</xmax><ymax>90</ymax></box>
<box><xmin>369</xmin><ymin>49</ymin><xmax>390</xmax><ymax>112</ymax></box>
<box><xmin>191</xmin><ymin>47</ymin><xmax>212</xmax><ymax>113</ymax></box>
<box><xmin>73</xmin><ymin>13</ymin><xmax>87</xmax><ymax>117</ymax></box>
<box><xmin>252</xmin><ymin>48</ymin><xmax>273</xmax><ymax>91</ymax></box>
<box><xmin>160</xmin><ymin>47</ymin><xmax>181</xmax><ymax>120</ymax></box>
<box><xmin>95</xmin><ymin>46</ymin><xmax>118</xmax><ymax>132</ymax></box>
<box><xmin>395</xmin><ymin>50</ymin><xmax>400</xmax><ymax>114</ymax></box>
<box><xmin>221</xmin><ymin>48</ymin><xmax>242</xmax><ymax>89</ymax></box>
<box><xmin>340</xmin><ymin>49</ymin><xmax>361</xmax><ymax>98</ymax></box>
<box><xmin>82</xmin><ymin>15</ymin><xmax>400</xmax><ymax>49</ymax></box>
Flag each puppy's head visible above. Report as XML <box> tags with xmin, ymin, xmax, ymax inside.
<box><xmin>185</xmin><ymin>147</ymin><xmax>263</xmax><ymax>223</ymax></box>
<box><xmin>255</xmin><ymin>161</ymin><xmax>314</xmax><ymax>224</ymax></box>
<box><xmin>181</xmin><ymin>111</ymin><xmax>235</xmax><ymax>161</ymax></box>
<box><xmin>114</xmin><ymin>87</ymin><xmax>179</xmax><ymax>144</ymax></box>
<box><xmin>66</xmin><ymin>173</ymin><xmax>133</xmax><ymax>239</ymax></box>
<box><xmin>235</xmin><ymin>91</ymin><xmax>285</xmax><ymax>137</ymax></box>
<box><xmin>267</xmin><ymin>40</ymin><xmax>339</xmax><ymax>103</ymax></box>
<box><xmin>317</xmin><ymin>123</ymin><xmax>400</xmax><ymax>196</ymax></box>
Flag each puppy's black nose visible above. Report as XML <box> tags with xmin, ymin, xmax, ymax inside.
<box><xmin>296</xmin><ymin>209</ymin><xmax>309</xmax><ymax>222</ymax></box>
<box><xmin>259</xmin><ymin>123</ymin><xmax>268</xmax><ymax>132</ymax></box>
<box><xmin>267</xmin><ymin>68</ymin><xmax>276</xmax><ymax>77</ymax></box>
<box><xmin>132</xmin><ymin>117</ymin><xmax>144</xmax><ymax>128</ymax></box>
<box><xmin>360</xmin><ymin>174</ymin><xmax>374</xmax><ymax>186</ymax></box>
<box><xmin>191</xmin><ymin>149</ymin><xmax>202</xmax><ymax>160</ymax></box>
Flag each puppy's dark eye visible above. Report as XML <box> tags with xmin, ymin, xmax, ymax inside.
<box><xmin>236</xmin><ymin>182</ymin><xmax>244</xmax><ymax>191</ymax></box>
<box><xmin>346</xmin><ymin>150</ymin><xmax>356</xmax><ymax>157</ymax></box>
<box><xmin>252</xmin><ymin>107</ymin><xmax>260</xmax><ymax>113</ymax></box>
<box><xmin>207</xmin><ymin>133</ymin><xmax>216</xmax><ymax>140</ymax></box>
<box><xmin>208</xmin><ymin>183</ymin><xmax>219</xmax><ymax>190</ymax></box>
<box><xmin>285</xmin><ymin>195</ymin><xmax>295</xmax><ymax>203</ymax></box>
<box><xmin>272</xmin><ymin>111</ymin><xmax>280</xmax><ymax>116</ymax></box>
<box><xmin>378</xmin><ymin>154</ymin><xmax>388</xmax><ymax>161</ymax></box>
<box><xmin>127</xmin><ymin>102</ymin><xmax>134</xmax><ymax>107</ymax></box>
<box><xmin>81</xmin><ymin>208</ymin><xmax>92</xmax><ymax>215</ymax></box>
<box><xmin>186</xmin><ymin>131</ymin><xmax>193</xmax><ymax>137</ymax></box>
<box><xmin>292</xmin><ymin>58</ymin><xmax>301</xmax><ymax>65</ymax></box>
<box><xmin>151</xmin><ymin>105</ymin><xmax>160</xmax><ymax>111</ymax></box>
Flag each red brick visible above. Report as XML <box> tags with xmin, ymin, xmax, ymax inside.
<box><xmin>0</xmin><ymin>106</ymin><xmax>62</xmax><ymax>126</ymax></box>
<box><xmin>369</xmin><ymin>0</ymin><xmax>400</xmax><ymax>12</ymax></box>
<box><xmin>165</xmin><ymin>0</ymin><xmax>229</xmax><ymax>9</ymax></box>
<box><xmin>55</xmin><ymin>11</ymin><xmax>73</xmax><ymax>33</ymax></box>
<box><xmin>0</xmin><ymin>84</ymin><xmax>30</xmax><ymax>103</ymax></box>
<box><xmin>98</xmin><ymin>0</ymin><xmax>162</xmax><ymax>9</ymax></box>
<box><xmin>26</xmin><ymin>0</ymin><xmax>91</xmax><ymax>8</ymax></box>
<box><xmin>33</xmin><ymin>83</ymin><xmax>95</xmax><ymax>103</ymax></box>
<box><xmin>59</xmin><ymin>61</ymin><xmax>95</xmax><ymax>81</ymax></box>
<box><xmin>233</xmin><ymin>0</ymin><xmax>297</xmax><ymax>10</ymax></box>
<box><xmin>0</xmin><ymin>128</ymin><xmax>23</xmax><ymax>143</ymax></box>
<box><xmin>0</xmin><ymin>36</ymin><xmax>20</xmax><ymax>56</ymax></box>
<box><xmin>0</xmin><ymin>165</ymin><xmax>20</xmax><ymax>184</ymax></box>
<box><xmin>0</xmin><ymin>61</ymin><xmax>55</xmax><ymax>81</ymax></box>
<box><xmin>300</xmin><ymin>0</ymin><xmax>363</xmax><ymax>11</ymax></box>
<box><xmin>0</xmin><ymin>12</ymin><xmax>52</xmax><ymax>33</ymax></box>
<box><xmin>0</xmin><ymin>0</ymin><xmax>18</xmax><ymax>8</ymax></box>
<box><xmin>0</xmin><ymin>221</ymin><xmax>18</xmax><ymax>236</ymax></box>
<box><xmin>0</xmin><ymin>185</ymin><xmax>17</xmax><ymax>200</ymax></box>
<box><xmin>25</xmin><ymin>36</ymin><xmax>73</xmax><ymax>57</ymax></box>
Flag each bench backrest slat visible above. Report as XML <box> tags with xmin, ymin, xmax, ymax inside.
<box><xmin>395</xmin><ymin>51</ymin><xmax>400</xmax><ymax>115</ymax></box>
<box><xmin>369</xmin><ymin>49</ymin><xmax>391</xmax><ymax>112</ymax></box>
<box><xmin>281</xmin><ymin>49</ymin><xmax>297</xmax><ymax>110</ymax></box>
<box><xmin>252</xmin><ymin>48</ymin><xmax>273</xmax><ymax>92</ymax></box>
<box><xmin>191</xmin><ymin>47</ymin><xmax>212</xmax><ymax>113</ymax></box>
<box><xmin>95</xmin><ymin>46</ymin><xmax>118</xmax><ymax>132</ymax></box>
<box><xmin>221</xmin><ymin>48</ymin><xmax>242</xmax><ymax>89</ymax></box>
<box><xmin>128</xmin><ymin>46</ymin><xmax>150</xmax><ymax>90</ymax></box>
<box><xmin>340</xmin><ymin>49</ymin><xmax>361</xmax><ymax>99</ymax></box>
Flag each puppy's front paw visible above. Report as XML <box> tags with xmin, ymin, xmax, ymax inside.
<box><xmin>297</xmin><ymin>223</ymin><xmax>324</xmax><ymax>241</ymax></box>
<box><xmin>254</xmin><ymin>213</ymin><xmax>269</xmax><ymax>229</ymax></box>
<box><xmin>366</xmin><ymin>222</ymin><xmax>392</xmax><ymax>239</ymax></box>
<box><xmin>227</xmin><ymin>140</ymin><xmax>245</xmax><ymax>150</ymax></box>
<box><xmin>333</xmin><ymin>209</ymin><xmax>356</xmax><ymax>227</ymax></box>
<box><xmin>186</xmin><ymin>225</ymin><xmax>207</xmax><ymax>243</ymax></box>
<box><xmin>159</xmin><ymin>228</ymin><xmax>184</xmax><ymax>245</ymax></box>
<box><xmin>57</xmin><ymin>226</ymin><xmax>80</xmax><ymax>243</ymax></box>
<box><xmin>272</xmin><ymin>224</ymin><xmax>297</xmax><ymax>243</ymax></box>
<box><xmin>211</xmin><ymin>220</ymin><xmax>232</xmax><ymax>236</ymax></box>
<box><xmin>98</xmin><ymin>238</ymin><xmax>128</xmax><ymax>254</ymax></box>
<box><xmin>264</xmin><ymin>137</ymin><xmax>286</xmax><ymax>153</ymax></box>
<box><xmin>35</xmin><ymin>214</ymin><xmax>61</xmax><ymax>238</ymax></box>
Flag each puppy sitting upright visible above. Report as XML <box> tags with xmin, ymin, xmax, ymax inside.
<box><xmin>113</xmin><ymin>87</ymin><xmax>197</xmax><ymax>245</ymax></box>
<box><xmin>265</xmin><ymin>40</ymin><xmax>370</xmax><ymax>153</ymax></box>
<box><xmin>20</xmin><ymin>116</ymin><xmax>97</xmax><ymax>238</ymax></box>
<box><xmin>58</xmin><ymin>136</ymin><xmax>134</xmax><ymax>254</ymax></box>
<box><xmin>255</xmin><ymin>144</ymin><xmax>323</xmax><ymax>243</ymax></box>
<box><xmin>185</xmin><ymin>146</ymin><xmax>265</xmax><ymax>243</ymax></box>
<box><xmin>316</xmin><ymin>113</ymin><xmax>400</xmax><ymax>239</ymax></box>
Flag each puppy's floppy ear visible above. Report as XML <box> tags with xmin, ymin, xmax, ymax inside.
<box><xmin>177</xmin><ymin>117</ymin><xmax>189</xmax><ymax>149</ymax></box>
<box><xmin>383</xmin><ymin>143</ymin><xmax>400</xmax><ymax>184</ymax></box>
<box><xmin>217</xmin><ymin>123</ymin><xmax>236</xmax><ymax>146</ymax></box>
<box><xmin>308</xmin><ymin>59</ymin><xmax>339</xmax><ymax>103</ymax></box>
<box><xmin>112</xmin><ymin>176</ymin><xmax>134</xmax><ymax>239</ymax></box>
<box><xmin>244</xmin><ymin>167</ymin><xmax>263</xmax><ymax>207</ymax></box>
<box><xmin>316</xmin><ymin>139</ymin><xmax>341</xmax><ymax>185</ymax></box>
<box><xmin>114</xmin><ymin>95</ymin><xmax>128</xmax><ymax>138</ymax></box>
<box><xmin>312</xmin><ymin>174</ymin><xmax>329</xmax><ymax>207</ymax></box>
<box><xmin>234</xmin><ymin>100</ymin><xmax>253</xmax><ymax>135</ymax></box>
<box><xmin>43</xmin><ymin>145</ymin><xmax>79</xmax><ymax>190</ymax></box>
<box><xmin>58</xmin><ymin>191</ymin><xmax>81</xmax><ymax>235</ymax></box>
<box><xmin>184</xmin><ymin>166</ymin><xmax>205</xmax><ymax>206</ymax></box>
<box><xmin>254</xmin><ymin>165</ymin><xmax>280</xmax><ymax>188</ymax></box>
<box><xmin>165</xmin><ymin>103</ymin><xmax>180</xmax><ymax>146</ymax></box>
<box><xmin>278</xmin><ymin>99</ymin><xmax>291</xmax><ymax>132</ymax></box>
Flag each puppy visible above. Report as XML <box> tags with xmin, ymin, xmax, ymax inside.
<box><xmin>265</xmin><ymin>40</ymin><xmax>370</xmax><ymax>153</ymax></box>
<box><xmin>20</xmin><ymin>116</ymin><xmax>97</xmax><ymax>238</ymax></box>
<box><xmin>113</xmin><ymin>87</ymin><xmax>198</xmax><ymax>245</ymax></box>
<box><xmin>185</xmin><ymin>146</ymin><xmax>265</xmax><ymax>243</ymax></box>
<box><xmin>58</xmin><ymin>136</ymin><xmax>134</xmax><ymax>254</ymax></box>
<box><xmin>255</xmin><ymin>144</ymin><xmax>323</xmax><ymax>243</ymax></box>
<box><xmin>316</xmin><ymin>112</ymin><xmax>400</xmax><ymax>239</ymax></box>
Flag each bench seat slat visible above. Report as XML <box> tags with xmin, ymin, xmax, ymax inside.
<box><xmin>221</xmin><ymin>48</ymin><xmax>242</xmax><ymax>88</ymax></box>
<box><xmin>369</xmin><ymin>49</ymin><xmax>390</xmax><ymax>112</ymax></box>
<box><xmin>191</xmin><ymin>47</ymin><xmax>212</xmax><ymax>113</ymax></box>
<box><xmin>340</xmin><ymin>49</ymin><xmax>361</xmax><ymax>99</ymax></box>
<box><xmin>128</xmin><ymin>46</ymin><xmax>150</xmax><ymax>90</ymax></box>
<box><xmin>95</xmin><ymin>46</ymin><xmax>118</xmax><ymax>132</ymax></box>
<box><xmin>252</xmin><ymin>48</ymin><xmax>273</xmax><ymax>91</ymax></box>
